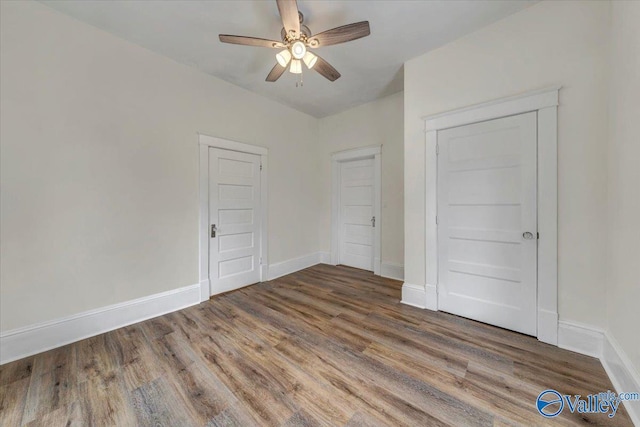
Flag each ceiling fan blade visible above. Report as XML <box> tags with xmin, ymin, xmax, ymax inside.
<box><xmin>219</xmin><ymin>35</ymin><xmax>285</xmax><ymax>49</ymax></box>
<box><xmin>313</xmin><ymin>55</ymin><xmax>341</xmax><ymax>82</ymax></box>
<box><xmin>266</xmin><ymin>63</ymin><xmax>287</xmax><ymax>82</ymax></box>
<box><xmin>309</xmin><ymin>21</ymin><xmax>370</xmax><ymax>47</ymax></box>
<box><xmin>276</xmin><ymin>0</ymin><xmax>300</xmax><ymax>38</ymax></box>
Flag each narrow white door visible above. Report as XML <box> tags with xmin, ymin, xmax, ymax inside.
<box><xmin>340</xmin><ymin>158</ymin><xmax>374</xmax><ymax>271</ymax></box>
<box><xmin>209</xmin><ymin>148</ymin><xmax>261</xmax><ymax>294</ymax></box>
<box><xmin>437</xmin><ymin>112</ymin><xmax>537</xmax><ymax>335</ymax></box>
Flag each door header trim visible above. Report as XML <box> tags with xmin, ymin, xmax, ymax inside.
<box><xmin>422</xmin><ymin>86</ymin><xmax>561</xmax><ymax>132</ymax></box>
<box><xmin>199</xmin><ymin>133</ymin><xmax>268</xmax><ymax>156</ymax></box>
<box><xmin>331</xmin><ymin>145</ymin><xmax>381</xmax><ymax>162</ymax></box>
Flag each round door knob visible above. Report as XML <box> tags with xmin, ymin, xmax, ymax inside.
<box><xmin>523</xmin><ymin>232</ymin><xmax>534</xmax><ymax>240</ymax></box>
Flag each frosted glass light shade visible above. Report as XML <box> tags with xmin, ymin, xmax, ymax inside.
<box><xmin>303</xmin><ymin>51</ymin><xmax>317</xmax><ymax>69</ymax></box>
<box><xmin>276</xmin><ymin>49</ymin><xmax>291</xmax><ymax>67</ymax></box>
<box><xmin>291</xmin><ymin>41</ymin><xmax>306</xmax><ymax>60</ymax></box>
<box><xmin>289</xmin><ymin>59</ymin><xmax>302</xmax><ymax>74</ymax></box>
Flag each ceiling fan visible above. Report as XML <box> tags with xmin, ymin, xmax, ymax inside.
<box><xmin>219</xmin><ymin>0</ymin><xmax>370</xmax><ymax>83</ymax></box>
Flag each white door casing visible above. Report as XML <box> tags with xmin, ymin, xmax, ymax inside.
<box><xmin>209</xmin><ymin>148</ymin><xmax>261</xmax><ymax>294</ymax></box>
<box><xmin>406</xmin><ymin>86</ymin><xmax>559</xmax><ymax>345</ymax></box>
<box><xmin>331</xmin><ymin>146</ymin><xmax>381</xmax><ymax>275</ymax></box>
<box><xmin>198</xmin><ymin>134</ymin><xmax>268</xmax><ymax>302</ymax></box>
<box><xmin>437</xmin><ymin>112</ymin><xmax>537</xmax><ymax>336</ymax></box>
<box><xmin>340</xmin><ymin>158</ymin><xmax>375</xmax><ymax>271</ymax></box>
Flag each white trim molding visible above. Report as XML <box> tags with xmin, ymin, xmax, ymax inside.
<box><xmin>198</xmin><ymin>134</ymin><xmax>268</xmax><ymax>301</ymax></box>
<box><xmin>198</xmin><ymin>133</ymin><xmax>268</xmax><ymax>155</ymax></box>
<box><xmin>0</xmin><ymin>284</ymin><xmax>200</xmax><ymax>365</ymax></box>
<box><xmin>558</xmin><ymin>321</ymin><xmax>640</xmax><ymax>425</ymax></box>
<box><xmin>422</xmin><ymin>86</ymin><xmax>561</xmax><ymax>131</ymax></box>
<box><xmin>267</xmin><ymin>252</ymin><xmax>330</xmax><ymax>281</ymax></box>
<box><xmin>318</xmin><ymin>251</ymin><xmax>331</xmax><ymax>265</ymax></box>
<box><xmin>380</xmin><ymin>263</ymin><xmax>404</xmax><ymax>281</ymax></box>
<box><xmin>401</xmin><ymin>283</ymin><xmax>437</xmax><ymax>310</ymax></box>
<box><xmin>401</xmin><ymin>283</ymin><xmax>427</xmax><ymax>309</ymax></box>
<box><xmin>424</xmin><ymin>284</ymin><xmax>438</xmax><ymax>311</ymax></box>
<box><xmin>416</xmin><ymin>86</ymin><xmax>560</xmax><ymax>345</ymax></box>
<box><xmin>537</xmin><ymin>309</ymin><xmax>559</xmax><ymax>345</ymax></box>
<box><xmin>331</xmin><ymin>145</ymin><xmax>381</xmax><ymax>162</ymax></box>
<box><xmin>558</xmin><ymin>320</ymin><xmax>604</xmax><ymax>359</ymax></box>
<box><xmin>602</xmin><ymin>333</ymin><xmax>640</xmax><ymax>425</ymax></box>
<box><xmin>331</xmin><ymin>145</ymin><xmax>382</xmax><ymax>275</ymax></box>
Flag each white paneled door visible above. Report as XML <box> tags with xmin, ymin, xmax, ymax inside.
<box><xmin>209</xmin><ymin>148</ymin><xmax>261</xmax><ymax>294</ymax></box>
<box><xmin>340</xmin><ymin>158</ymin><xmax>375</xmax><ymax>271</ymax></box>
<box><xmin>437</xmin><ymin>112</ymin><xmax>537</xmax><ymax>336</ymax></box>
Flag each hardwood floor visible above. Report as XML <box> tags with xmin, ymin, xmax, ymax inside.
<box><xmin>0</xmin><ymin>265</ymin><xmax>633</xmax><ymax>426</ymax></box>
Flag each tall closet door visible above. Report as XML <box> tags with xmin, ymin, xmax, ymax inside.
<box><xmin>209</xmin><ymin>148</ymin><xmax>261</xmax><ymax>294</ymax></box>
<box><xmin>437</xmin><ymin>112</ymin><xmax>537</xmax><ymax>335</ymax></box>
<box><xmin>340</xmin><ymin>158</ymin><xmax>375</xmax><ymax>271</ymax></box>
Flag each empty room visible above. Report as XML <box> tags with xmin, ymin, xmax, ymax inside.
<box><xmin>1</xmin><ymin>0</ymin><xmax>638</xmax><ymax>425</ymax></box>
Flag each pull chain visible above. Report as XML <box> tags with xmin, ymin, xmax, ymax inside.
<box><xmin>296</xmin><ymin>72</ymin><xmax>303</xmax><ymax>87</ymax></box>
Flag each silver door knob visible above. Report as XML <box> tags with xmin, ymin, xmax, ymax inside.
<box><xmin>523</xmin><ymin>232</ymin><xmax>534</xmax><ymax>240</ymax></box>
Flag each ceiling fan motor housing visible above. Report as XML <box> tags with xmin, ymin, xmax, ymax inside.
<box><xmin>281</xmin><ymin>25</ymin><xmax>312</xmax><ymax>42</ymax></box>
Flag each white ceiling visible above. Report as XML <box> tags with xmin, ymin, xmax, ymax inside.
<box><xmin>41</xmin><ymin>0</ymin><xmax>535</xmax><ymax>118</ymax></box>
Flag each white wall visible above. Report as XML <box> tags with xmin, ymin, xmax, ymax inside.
<box><xmin>606</xmin><ymin>1</ymin><xmax>640</xmax><ymax>376</ymax></box>
<box><xmin>0</xmin><ymin>1</ymin><xmax>320</xmax><ymax>332</ymax></box>
<box><xmin>317</xmin><ymin>92</ymin><xmax>404</xmax><ymax>271</ymax></box>
<box><xmin>404</xmin><ymin>1</ymin><xmax>610</xmax><ymax>328</ymax></box>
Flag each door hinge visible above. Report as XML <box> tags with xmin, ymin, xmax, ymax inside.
<box><xmin>436</xmin><ymin>144</ymin><xmax>440</xmax><ymax>155</ymax></box>
<box><xmin>260</xmin><ymin>163</ymin><xmax>263</xmax><ymax>171</ymax></box>
<box><xmin>435</xmin><ymin>215</ymin><xmax>438</xmax><ymax>225</ymax></box>
<box><xmin>537</xmin><ymin>232</ymin><xmax>540</xmax><ymax>239</ymax></box>
<box><xmin>260</xmin><ymin>257</ymin><xmax>263</xmax><ymax>265</ymax></box>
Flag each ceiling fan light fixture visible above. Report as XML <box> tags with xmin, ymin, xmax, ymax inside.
<box><xmin>291</xmin><ymin>41</ymin><xmax>306</xmax><ymax>60</ymax></box>
<box><xmin>219</xmin><ymin>0</ymin><xmax>371</xmax><ymax>83</ymax></box>
<box><xmin>303</xmin><ymin>51</ymin><xmax>317</xmax><ymax>69</ymax></box>
<box><xmin>276</xmin><ymin>49</ymin><xmax>292</xmax><ymax>67</ymax></box>
<box><xmin>289</xmin><ymin>59</ymin><xmax>302</xmax><ymax>74</ymax></box>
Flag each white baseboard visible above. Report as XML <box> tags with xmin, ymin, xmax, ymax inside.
<box><xmin>401</xmin><ymin>283</ymin><xmax>427</xmax><ymax>309</ymax></box>
<box><xmin>318</xmin><ymin>251</ymin><xmax>331</xmax><ymax>265</ymax></box>
<box><xmin>267</xmin><ymin>252</ymin><xmax>330</xmax><ymax>281</ymax></box>
<box><xmin>558</xmin><ymin>320</ymin><xmax>604</xmax><ymax>359</ymax></box>
<box><xmin>558</xmin><ymin>321</ymin><xmax>640</xmax><ymax>425</ymax></box>
<box><xmin>380</xmin><ymin>263</ymin><xmax>404</xmax><ymax>281</ymax></box>
<box><xmin>602</xmin><ymin>332</ymin><xmax>640</xmax><ymax>426</ymax></box>
<box><xmin>0</xmin><ymin>284</ymin><xmax>200</xmax><ymax>365</ymax></box>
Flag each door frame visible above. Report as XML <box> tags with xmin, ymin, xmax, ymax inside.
<box><xmin>417</xmin><ymin>86</ymin><xmax>560</xmax><ymax>345</ymax></box>
<box><xmin>198</xmin><ymin>134</ymin><xmax>268</xmax><ymax>302</ymax></box>
<box><xmin>331</xmin><ymin>146</ymin><xmax>382</xmax><ymax>275</ymax></box>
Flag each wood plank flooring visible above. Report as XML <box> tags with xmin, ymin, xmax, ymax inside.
<box><xmin>0</xmin><ymin>265</ymin><xmax>633</xmax><ymax>426</ymax></box>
